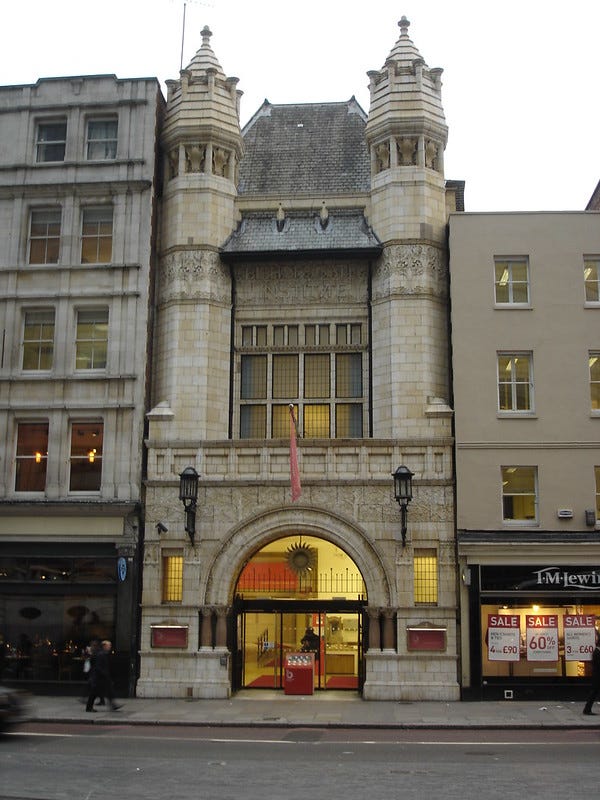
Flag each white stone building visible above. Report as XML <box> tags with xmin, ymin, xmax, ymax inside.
<box><xmin>138</xmin><ymin>19</ymin><xmax>461</xmax><ymax>700</ymax></box>
<box><xmin>0</xmin><ymin>75</ymin><xmax>163</xmax><ymax>691</ymax></box>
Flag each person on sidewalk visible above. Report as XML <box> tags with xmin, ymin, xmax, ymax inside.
<box><xmin>583</xmin><ymin>634</ymin><xmax>600</xmax><ymax>715</ymax></box>
<box><xmin>85</xmin><ymin>640</ymin><xmax>122</xmax><ymax>713</ymax></box>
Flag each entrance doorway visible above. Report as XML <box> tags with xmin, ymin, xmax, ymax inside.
<box><xmin>229</xmin><ymin>535</ymin><xmax>367</xmax><ymax>692</ymax></box>
<box><xmin>234</xmin><ymin>603</ymin><xmax>364</xmax><ymax>690</ymax></box>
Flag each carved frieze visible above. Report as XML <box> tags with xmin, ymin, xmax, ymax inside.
<box><xmin>235</xmin><ymin>261</ymin><xmax>368</xmax><ymax>307</ymax></box>
<box><xmin>372</xmin><ymin>244</ymin><xmax>447</xmax><ymax>302</ymax></box>
<box><xmin>160</xmin><ymin>250</ymin><xmax>231</xmax><ymax>304</ymax></box>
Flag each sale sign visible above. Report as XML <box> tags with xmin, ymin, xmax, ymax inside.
<box><xmin>487</xmin><ymin>614</ymin><xmax>520</xmax><ymax>661</ymax></box>
<box><xmin>526</xmin><ymin>615</ymin><xmax>559</xmax><ymax>661</ymax></box>
<box><xmin>564</xmin><ymin>615</ymin><xmax>596</xmax><ymax>661</ymax></box>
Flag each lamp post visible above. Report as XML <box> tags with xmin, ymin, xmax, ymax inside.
<box><xmin>392</xmin><ymin>465</ymin><xmax>414</xmax><ymax>547</ymax></box>
<box><xmin>179</xmin><ymin>466</ymin><xmax>199</xmax><ymax>545</ymax></box>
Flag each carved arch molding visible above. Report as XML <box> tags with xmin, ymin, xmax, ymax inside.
<box><xmin>203</xmin><ymin>507</ymin><xmax>393</xmax><ymax>608</ymax></box>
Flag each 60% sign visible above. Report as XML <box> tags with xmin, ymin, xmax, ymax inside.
<box><xmin>526</xmin><ymin>615</ymin><xmax>558</xmax><ymax>661</ymax></box>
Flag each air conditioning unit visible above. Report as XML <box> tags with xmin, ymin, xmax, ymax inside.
<box><xmin>557</xmin><ymin>508</ymin><xmax>574</xmax><ymax>519</ymax></box>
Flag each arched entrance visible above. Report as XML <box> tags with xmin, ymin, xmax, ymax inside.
<box><xmin>230</xmin><ymin>535</ymin><xmax>367</xmax><ymax>691</ymax></box>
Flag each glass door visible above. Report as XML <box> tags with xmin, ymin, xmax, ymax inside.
<box><xmin>234</xmin><ymin>605</ymin><xmax>365</xmax><ymax>691</ymax></box>
<box><xmin>242</xmin><ymin>611</ymin><xmax>282</xmax><ymax>688</ymax></box>
<box><xmin>323</xmin><ymin>612</ymin><xmax>360</xmax><ymax>689</ymax></box>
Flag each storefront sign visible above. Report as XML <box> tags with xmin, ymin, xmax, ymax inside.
<box><xmin>117</xmin><ymin>557</ymin><xmax>127</xmax><ymax>582</ymax></box>
<box><xmin>533</xmin><ymin>568</ymin><xmax>600</xmax><ymax>590</ymax></box>
<box><xmin>487</xmin><ymin>614</ymin><xmax>520</xmax><ymax>661</ymax></box>
<box><xmin>564</xmin><ymin>614</ymin><xmax>596</xmax><ymax>661</ymax></box>
<box><xmin>526</xmin><ymin>615</ymin><xmax>558</xmax><ymax>661</ymax></box>
<box><xmin>481</xmin><ymin>565</ymin><xmax>600</xmax><ymax>593</ymax></box>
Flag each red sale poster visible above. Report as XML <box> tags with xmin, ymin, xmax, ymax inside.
<box><xmin>564</xmin><ymin>615</ymin><xmax>596</xmax><ymax>661</ymax></box>
<box><xmin>526</xmin><ymin>615</ymin><xmax>558</xmax><ymax>661</ymax></box>
<box><xmin>487</xmin><ymin>614</ymin><xmax>520</xmax><ymax>662</ymax></box>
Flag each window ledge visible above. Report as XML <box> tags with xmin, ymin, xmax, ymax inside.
<box><xmin>501</xmin><ymin>520</ymin><xmax>539</xmax><ymax>527</ymax></box>
<box><xmin>497</xmin><ymin>412</ymin><xmax>538</xmax><ymax>419</ymax></box>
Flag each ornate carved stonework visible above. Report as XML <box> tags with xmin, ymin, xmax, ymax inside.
<box><xmin>168</xmin><ymin>148</ymin><xmax>178</xmax><ymax>179</ymax></box>
<box><xmin>212</xmin><ymin>147</ymin><xmax>229</xmax><ymax>176</ymax></box>
<box><xmin>235</xmin><ymin>261</ymin><xmax>368</xmax><ymax>307</ymax></box>
<box><xmin>160</xmin><ymin>250</ymin><xmax>231</xmax><ymax>305</ymax></box>
<box><xmin>185</xmin><ymin>144</ymin><xmax>206</xmax><ymax>173</ymax></box>
<box><xmin>372</xmin><ymin>244</ymin><xmax>447</xmax><ymax>301</ymax></box>
<box><xmin>397</xmin><ymin>137</ymin><xmax>417</xmax><ymax>165</ymax></box>
<box><xmin>375</xmin><ymin>141</ymin><xmax>390</xmax><ymax>173</ymax></box>
<box><xmin>144</xmin><ymin>544</ymin><xmax>159</xmax><ymax>564</ymax></box>
<box><xmin>425</xmin><ymin>139</ymin><xmax>439</xmax><ymax>171</ymax></box>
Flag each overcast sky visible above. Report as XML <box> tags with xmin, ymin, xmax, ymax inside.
<box><xmin>3</xmin><ymin>0</ymin><xmax>599</xmax><ymax>211</ymax></box>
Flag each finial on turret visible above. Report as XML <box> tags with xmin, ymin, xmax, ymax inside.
<box><xmin>398</xmin><ymin>16</ymin><xmax>410</xmax><ymax>36</ymax></box>
<box><xmin>201</xmin><ymin>25</ymin><xmax>212</xmax><ymax>46</ymax></box>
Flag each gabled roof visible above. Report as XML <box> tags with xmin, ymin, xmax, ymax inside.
<box><xmin>238</xmin><ymin>98</ymin><xmax>370</xmax><ymax>197</ymax></box>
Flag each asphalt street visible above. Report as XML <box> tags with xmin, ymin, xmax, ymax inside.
<box><xmin>2</xmin><ymin>722</ymin><xmax>599</xmax><ymax>800</ymax></box>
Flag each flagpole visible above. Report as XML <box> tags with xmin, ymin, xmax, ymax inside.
<box><xmin>180</xmin><ymin>2</ymin><xmax>187</xmax><ymax>71</ymax></box>
<box><xmin>289</xmin><ymin>404</ymin><xmax>302</xmax><ymax>502</ymax></box>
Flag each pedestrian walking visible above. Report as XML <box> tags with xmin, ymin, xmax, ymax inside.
<box><xmin>583</xmin><ymin>633</ymin><xmax>600</xmax><ymax>715</ymax></box>
<box><xmin>85</xmin><ymin>640</ymin><xmax>122</xmax><ymax>712</ymax></box>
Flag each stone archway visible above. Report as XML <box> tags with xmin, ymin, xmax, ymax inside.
<box><xmin>203</xmin><ymin>505</ymin><xmax>393</xmax><ymax>607</ymax></box>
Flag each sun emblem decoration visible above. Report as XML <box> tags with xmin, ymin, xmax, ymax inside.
<box><xmin>286</xmin><ymin>540</ymin><xmax>316</xmax><ymax>576</ymax></box>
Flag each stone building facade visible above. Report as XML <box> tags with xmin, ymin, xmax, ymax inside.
<box><xmin>138</xmin><ymin>19</ymin><xmax>461</xmax><ymax>700</ymax></box>
<box><xmin>0</xmin><ymin>75</ymin><xmax>163</xmax><ymax>691</ymax></box>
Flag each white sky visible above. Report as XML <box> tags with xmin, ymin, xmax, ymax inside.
<box><xmin>3</xmin><ymin>0</ymin><xmax>599</xmax><ymax>211</ymax></box>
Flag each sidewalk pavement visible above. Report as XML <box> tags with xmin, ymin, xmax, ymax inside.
<box><xmin>24</xmin><ymin>691</ymin><xmax>600</xmax><ymax>729</ymax></box>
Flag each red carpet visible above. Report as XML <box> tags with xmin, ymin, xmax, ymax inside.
<box><xmin>326</xmin><ymin>676</ymin><xmax>358</xmax><ymax>689</ymax></box>
<box><xmin>247</xmin><ymin>675</ymin><xmax>282</xmax><ymax>688</ymax></box>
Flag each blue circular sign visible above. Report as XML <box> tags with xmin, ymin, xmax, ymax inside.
<box><xmin>117</xmin><ymin>557</ymin><xmax>127</xmax><ymax>582</ymax></box>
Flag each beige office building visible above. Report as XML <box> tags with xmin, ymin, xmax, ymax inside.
<box><xmin>450</xmin><ymin>211</ymin><xmax>600</xmax><ymax>699</ymax></box>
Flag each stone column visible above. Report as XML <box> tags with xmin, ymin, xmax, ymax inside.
<box><xmin>417</xmin><ymin>134</ymin><xmax>425</xmax><ymax>167</ymax></box>
<box><xmin>214</xmin><ymin>605</ymin><xmax>229</xmax><ymax>648</ymax></box>
<box><xmin>382</xmin><ymin>608</ymin><xmax>396</xmax><ymax>651</ymax></box>
<box><xmin>200</xmin><ymin>606</ymin><xmax>213</xmax><ymax>649</ymax></box>
<box><xmin>367</xmin><ymin>607</ymin><xmax>381</xmax><ymax>651</ymax></box>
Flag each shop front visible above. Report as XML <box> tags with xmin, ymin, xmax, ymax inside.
<box><xmin>464</xmin><ymin>563</ymin><xmax>600</xmax><ymax>700</ymax></box>
<box><xmin>0</xmin><ymin>541</ymin><xmax>139</xmax><ymax>694</ymax></box>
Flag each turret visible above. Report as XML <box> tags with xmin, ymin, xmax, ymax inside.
<box><xmin>161</xmin><ymin>26</ymin><xmax>244</xmax><ymax>249</ymax></box>
<box><xmin>365</xmin><ymin>16</ymin><xmax>448</xmax><ymax>243</ymax></box>
<box><xmin>151</xmin><ymin>28</ymin><xmax>242</xmax><ymax>439</ymax></box>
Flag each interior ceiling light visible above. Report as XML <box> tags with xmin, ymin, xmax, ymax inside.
<box><xmin>286</xmin><ymin>539</ymin><xmax>316</xmax><ymax>576</ymax></box>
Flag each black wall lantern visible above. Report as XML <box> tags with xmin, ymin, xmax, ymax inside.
<box><xmin>179</xmin><ymin>466</ymin><xmax>199</xmax><ymax>545</ymax></box>
<box><xmin>392</xmin><ymin>465</ymin><xmax>414</xmax><ymax>547</ymax></box>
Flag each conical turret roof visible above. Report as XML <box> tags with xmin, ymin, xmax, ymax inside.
<box><xmin>185</xmin><ymin>25</ymin><xmax>227</xmax><ymax>80</ymax></box>
<box><xmin>385</xmin><ymin>16</ymin><xmax>426</xmax><ymax>67</ymax></box>
<box><xmin>366</xmin><ymin>16</ymin><xmax>447</xmax><ymax>143</ymax></box>
<box><xmin>162</xmin><ymin>26</ymin><xmax>242</xmax><ymax>150</ymax></box>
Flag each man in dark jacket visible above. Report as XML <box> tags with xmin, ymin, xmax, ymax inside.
<box><xmin>85</xmin><ymin>640</ymin><xmax>122</xmax><ymax>712</ymax></box>
<box><xmin>583</xmin><ymin>635</ymin><xmax>600</xmax><ymax>715</ymax></box>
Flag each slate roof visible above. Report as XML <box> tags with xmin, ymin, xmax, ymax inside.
<box><xmin>221</xmin><ymin>208</ymin><xmax>382</xmax><ymax>259</ymax></box>
<box><xmin>238</xmin><ymin>98</ymin><xmax>370</xmax><ymax>197</ymax></box>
